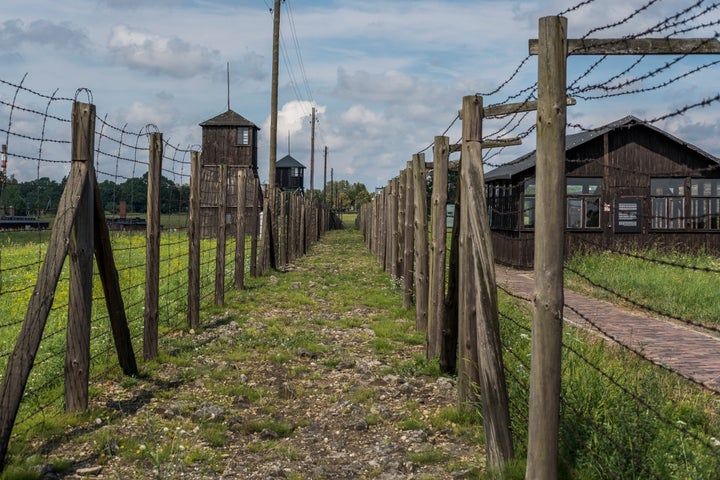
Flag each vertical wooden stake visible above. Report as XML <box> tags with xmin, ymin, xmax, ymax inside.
<box><xmin>215</xmin><ymin>164</ymin><xmax>227</xmax><ymax>306</ymax></box>
<box><xmin>65</xmin><ymin>102</ymin><xmax>96</xmax><ymax>412</ymax></box>
<box><xmin>413</xmin><ymin>153</ymin><xmax>429</xmax><ymax>332</ymax></box>
<box><xmin>526</xmin><ymin>15</ymin><xmax>567</xmax><ymax>480</ymax></box>
<box><xmin>235</xmin><ymin>169</ymin><xmax>248</xmax><ymax>290</ymax></box>
<box><xmin>250</xmin><ymin>179</ymin><xmax>260</xmax><ymax>277</ymax></box>
<box><xmin>428</xmin><ymin>136</ymin><xmax>449</xmax><ymax>360</ymax></box>
<box><xmin>144</xmin><ymin>132</ymin><xmax>162</xmax><ymax>361</ymax></box>
<box><xmin>403</xmin><ymin>161</ymin><xmax>415</xmax><ymax>309</ymax></box>
<box><xmin>187</xmin><ymin>151</ymin><xmax>201</xmax><ymax>330</ymax></box>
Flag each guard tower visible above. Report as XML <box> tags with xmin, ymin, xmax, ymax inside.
<box><xmin>276</xmin><ymin>154</ymin><xmax>305</xmax><ymax>193</ymax></box>
<box><xmin>199</xmin><ymin>109</ymin><xmax>261</xmax><ymax>237</ymax></box>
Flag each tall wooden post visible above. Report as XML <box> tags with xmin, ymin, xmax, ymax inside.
<box><xmin>269</xmin><ymin>0</ymin><xmax>281</xmax><ymax>188</ymax></box>
<box><xmin>403</xmin><ymin>161</ymin><xmax>415</xmax><ymax>309</ymax></box>
<box><xmin>310</xmin><ymin>107</ymin><xmax>316</xmax><ymax>194</ymax></box>
<box><xmin>188</xmin><ymin>151</ymin><xmax>201</xmax><ymax>330</ymax></box>
<box><xmin>462</xmin><ymin>95</ymin><xmax>514</xmax><ymax>468</ymax></box>
<box><xmin>397</xmin><ymin>169</ymin><xmax>407</xmax><ymax>278</ymax></box>
<box><xmin>413</xmin><ymin>153</ymin><xmax>429</xmax><ymax>332</ymax></box>
<box><xmin>215</xmin><ymin>164</ymin><xmax>227</xmax><ymax>306</ymax></box>
<box><xmin>250</xmin><ymin>179</ymin><xmax>260</xmax><ymax>277</ymax></box>
<box><xmin>235</xmin><ymin>169</ymin><xmax>248</xmax><ymax>290</ymax></box>
<box><xmin>65</xmin><ymin>102</ymin><xmax>96</xmax><ymax>412</ymax></box>
<box><xmin>144</xmin><ymin>132</ymin><xmax>163</xmax><ymax>360</ymax></box>
<box><xmin>323</xmin><ymin>145</ymin><xmax>328</xmax><ymax>204</ymax></box>
<box><xmin>428</xmin><ymin>136</ymin><xmax>449</xmax><ymax>360</ymax></box>
<box><xmin>526</xmin><ymin>16</ymin><xmax>567</xmax><ymax>480</ymax></box>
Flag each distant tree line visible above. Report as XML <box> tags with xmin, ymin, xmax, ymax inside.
<box><xmin>308</xmin><ymin>180</ymin><xmax>372</xmax><ymax>212</ymax></box>
<box><xmin>0</xmin><ymin>173</ymin><xmax>189</xmax><ymax>217</ymax></box>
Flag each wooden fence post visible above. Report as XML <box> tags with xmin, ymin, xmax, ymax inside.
<box><xmin>215</xmin><ymin>164</ymin><xmax>227</xmax><ymax>306</ymax></box>
<box><xmin>389</xmin><ymin>178</ymin><xmax>399</xmax><ymax>277</ymax></box>
<box><xmin>526</xmin><ymin>15</ymin><xmax>567</xmax><ymax>480</ymax></box>
<box><xmin>188</xmin><ymin>151</ymin><xmax>201</xmax><ymax>330</ymax></box>
<box><xmin>443</xmin><ymin>180</ymin><xmax>461</xmax><ymax>375</ymax></box>
<box><xmin>428</xmin><ymin>136</ymin><xmax>449</xmax><ymax>360</ymax></box>
<box><xmin>397</xmin><ymin>169</ymin><xmax>407</xmax><ymax>278</ymax></box>
<box><xmin>403</xmin><ymin>161</ymin><xmax>415</xmax><ymax>308</ymax></box>
<box><xmin>144</xmin><ymin>132</ymin><xmax>162</xmax><ymax>361</ymax></box>
<box><xmin>413</xmin><ymin>153</ymin><xmax>429</xmax><ymax>332</ymax></box>
<box><xmin>0</xmin><ymin>101</ymin><xmax>94</xmax><ymax>469</ymax></box>
<box><xmin>250</xmin><ymin>179</ymin><xmax>260</xmax><ymax>277</ymax></box>
<box><xmin>235</xmin><ymin>169</ymin><xmax>248</xmax><ymax>290</ymax></box>
<box><xmin>65</xmin><ymin>102</ymin><xmax>96</xmax><ymax>412</ymax></box>
<box><xmin>461</xmin><ymin>95</ymin><xmax>514</xmax><ymax>468</ymax></box>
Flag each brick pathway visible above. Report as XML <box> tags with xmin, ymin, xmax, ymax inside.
<box><xmin>495</xmin><ymin>265</ymin><xmax>720</xmax><ymax>393</ymax></box>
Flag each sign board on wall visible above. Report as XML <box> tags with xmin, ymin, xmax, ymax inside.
<box><xmin>615</xmin><ymin>198</ymin><xmax>642</xmax><ymax>233</ymax></box>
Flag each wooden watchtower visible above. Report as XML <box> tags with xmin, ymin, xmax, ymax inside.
<box><xmin>199</xmin><ymin>109</ymin><xmax>261</xmax><ymax>237</ymax></box>
<box><xmin>276</xmin><ymin>154</ymin><xmax>305</xmax><ymax>193</ymax></box>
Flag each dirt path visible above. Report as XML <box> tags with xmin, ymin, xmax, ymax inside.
<box><xmin>38</xmin><ymin>229</ymin><xmax>484</xmax><ymax>480</ymax></box>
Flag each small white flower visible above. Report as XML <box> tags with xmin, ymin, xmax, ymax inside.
<box><xmin>710</xmin><ymin>437</ymin><xmax>720</xmax><ymax>447</ymax></box>
<box><xmin>95</xmin><ymin>418</ymin><xmax>103</xmax><ymax>425</ymax></box>
<box><xmin>676</xmin><ymin>420</ymin><xmax>687</xmax><ymax>427</ymax></box>
<box><xmin>139</xmin><ymin>444</ymin><xmax>147</xmax><ymax>451</ymax></box>
<box><xmin>178</xmin><ymin>445</ymin><xmax>186</xmax><ymax>451</ymax></box>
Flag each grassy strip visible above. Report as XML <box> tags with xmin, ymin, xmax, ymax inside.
<box><xmin>565</xmin><ymin>248</ymin><xmax>720</xmax><ymax>325</ymax></box>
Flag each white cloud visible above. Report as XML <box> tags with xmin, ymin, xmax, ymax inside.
<box><xmin>0</xmin><ymin>18</ymin><xmax>89</xmax><ymax>52</ymax></box>
<box><xmin>107</xmin><ymin>25</ymin><xmax>218</xmax><ymax>78</ymax></box>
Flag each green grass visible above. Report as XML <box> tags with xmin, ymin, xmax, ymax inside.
<box><xmin>497</xmin><ymin>288</ymin><xmax>720</xmax><ymax>480</ymax></box>
<box><xmin>565</xmin><ymin>248</ymin><xmax>720</xmax><ymax>325</ymax></box>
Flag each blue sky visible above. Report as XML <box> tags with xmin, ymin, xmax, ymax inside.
<box><xmin>1</xmin><ymin>0</ymin><xmax>719</xmax><ymax>190</ymax></box>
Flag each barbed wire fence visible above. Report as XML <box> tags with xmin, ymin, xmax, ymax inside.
<box><xmin>361</xmin><ymin>0</ymin><xmax>720</xmax><ymax>477</ymax></box>
<box><xmin>0</xmin><ymin>77</ymin><xmax>218</xmax><ymax>466</ymax></box>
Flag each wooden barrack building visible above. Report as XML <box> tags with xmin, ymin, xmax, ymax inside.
<box><xmin>485</xmin><ymin>115</ymin><xmax>720</xmax><ymax>268</ymax></box>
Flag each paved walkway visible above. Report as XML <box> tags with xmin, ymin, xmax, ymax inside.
<box><xmin>495</xmin><ymin>265</ymin><xmax>720</xmax><ymax>393</ymax></box>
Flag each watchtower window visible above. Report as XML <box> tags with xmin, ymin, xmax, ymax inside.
<box><xmin>237</xmin><ymin>127</ymin><xmax>250</xmax><ymax>146</ymax></box>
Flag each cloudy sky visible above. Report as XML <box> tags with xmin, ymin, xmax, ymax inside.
<box><xmin>1</xmin><ymin>0</ymin><xmax>719</xmax><ymax>190</ymax></box>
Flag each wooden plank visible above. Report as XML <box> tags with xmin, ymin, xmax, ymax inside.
<box><xmin>403</xmin><ymin>161</ymin><xmax>415</xmax><ymax>309</ymax></box>
<box><xmin>483</xmin><ymin>97</ymin><xmax>576</xmax><ymax>117</ymax></box>
<box><xmin>443</xmin><ymin>176</ymin><xmax>460</xmax><ymax>375</ymax></box>
<box><xmin>427</xmin><ymin>136</ymin><xmax>449</xmax><ymax>360</ymax></box>
<box><xmin>235</xmin><ymin>169</ymin><xmax>248</xmax><ymax>290</ymax></box>
<box><xmin>249</xmin><ymin>179</ymin><xmax>260</xmax><ymax>277</ymax></box>
<box><xmin>413</xmin><ymin>153</ymin><xmax>429</xmax><ymax>332</ymax></box>
<box><xmin>461</xmin><ymin>95</ymin><xmax>514</xmax><ymax>467</ymax></box>
<box><xmin>527</xmin><ymin>16</ymin><xmax>567</xmax><ymax>480</ymax></box>
<box><xmin>397</xmin><ymin>169</ymin><xmax>407</xmax><ymax>279</ymax></box>
<box><xmin>92</xmin><ymin>174</ymin><xmax>137</xmax><ymax>376</ymax></box>
<box><xmin>530</xmin><ymin>37</ymin><xmax>720</xmax><ymax>55</ymax></box>
<box><xmin>0</xmin><ymin>105</ymin><xmax>91</xmax><ymax>469</ymax></box>
<box><xmin>187</xmin><ymin>151</ymin><xmax>201</xmax><ymax>330</ymax></box>
<box><xmin>65</xmin><ymin>101</ymin><xmax>96</xmax><ymax>413</ymax></box>
<box><xmin>449</xmin><ymin>137</ymin><xmax>522</xmax><ymax>153</ymax></box>
<box><xmin>144</xmin><ymin>132</ymin><xmax>162</xmax><ymax>360</ymax></box>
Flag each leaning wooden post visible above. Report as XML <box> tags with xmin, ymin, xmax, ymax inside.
<box><xmin>403</xmin><ymin>161</ymin><xmax>415</xmax><ymax>308</ymax></box>
<box><xmin>413</xmin><ymin>153</ymin><xmax>429</xmax><ymax>332</ymax></box>
<box><xmin>215</xmin><ymin>164</ymin><xmax>228</xmax><ymax>306</ymax></box>
<box><xmin>526</xmin><ymin>16</ymin><xmax>567</xmax><ymax>480</ymax></box>
<box><xmin>462</xmin><ymin>95</ymin><xmax>514</xmax><ymax>468</ymax></box>
<box><xmin>428</xmin><ymin>136</ymin><xmax>449</xmax><ymax>360</ymax></box>
<box><xmin>235</xmin><ymin>169</ymin><xmax>248</xmax><ymax>290</ymax></box>
<box><xmin>187</xmin><ymin>151</ymin><xmax>201</xmax><ymax>330</ymax></box>
<box><xmin>0</xmin><ymin>102</ymin><xmax>93</xmax><ymax>470</ymax></box>
<box><xmin>144</xmin><ymin>132</ymin><xmax>162</xmax><ymax>361</ymax></box>
<box><xmin>65</xmin><ymin>102</ymin><xmax>96</xmax><ymax>412</ymax></box>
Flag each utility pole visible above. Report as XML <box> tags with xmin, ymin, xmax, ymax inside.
<box><xmin>310</xmin><ymin>107</ymin><xmax>316</xmax><ymax>196</ymax></box>
<box><xmin>323</xmin><ymin>145</ymin><xmax>328</xmax><ymax>204</ymax></box>
<box><xmin>269</xmin><ymin>0</ymin><xmax>281</xmax><ymax>188</ymax></box>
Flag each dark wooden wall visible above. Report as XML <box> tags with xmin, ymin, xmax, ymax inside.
<box><xmin>490</xmin><ymin>124</ymin><xmax>720</xmax><ymax>268</ymax></box>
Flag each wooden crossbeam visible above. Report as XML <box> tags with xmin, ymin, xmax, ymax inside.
<box><xmin>449</xmin><ymin>137</ymin><xmax>522</xmax><ymax>153</ymax></box>
<box><xmin>483</xmin><ymin>97</ymin><xmax>576</xmax><ymax>117</ymax></box>
<box><xmin>530</xmin><ymin>37</ymin><xmax>720</xmax><ymax>55</ymax></box>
